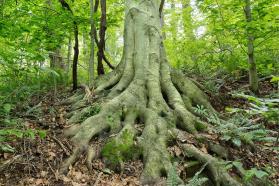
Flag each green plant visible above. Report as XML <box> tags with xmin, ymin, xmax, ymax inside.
<box><xmin>82</xmin><ymin>104</ymin><xmax>101</xmax><ymax>120</ymax></box>
<box><xmin>0</xmin><ymin>128</ymin><xmax>46</xmax><ymax>153</ymax></box>
<box><xmin>167</xmin><ymin>162</ymin><xmax>180</xmax><ymax>186</ymax></box>
<box><xmin>193</xmin><ymin>105</ymin><xmax>207</xmax><ymax>116</ymax></box>
<box><xmin>227</xmin><ymin>93</ymin><xmax>279</xmax><ymax>123</ymax></box>
<box><xmin>185</xmin><ymin>163</ymin><xmax>208</xmax><ymax>186</ymax></box>
<box><xmin>216</xmin><ymin>114</ymin><xmax>274</xmax><ymax>147</ymax></box>
<box><xmin>227</xmin><ymin>161</ymin><xmax>269</xmax><ymax>183</ymax></box>
<box><xmin>194</xmin><ymin>105</ymin><xmax>275</xmax><ymax>147</ymax></box>
<box><xmin>166</xmin><ymin>162</ymin><xmax>208</xmax><ymax>186</ymax></box>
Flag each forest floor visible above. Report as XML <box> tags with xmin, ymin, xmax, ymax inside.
<box><xmin>0</xmin><ymin>76</ymin><xmax>278</xmax><ymax>186</ymax></box>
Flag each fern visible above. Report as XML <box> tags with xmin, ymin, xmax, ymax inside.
<box><xmin>166</xmin><ymin>162</ymin><xmax>209</xmax><ymax>186</ymax></box>
<box><xmin>167</xmin><ymin>163</ymin><xmax>180</xmax><ymax>186</ymax></box>
<box><xmin>194</xmin><ymin>104</ymin><xmax>275</xmax><ymax>147</ymax></box>
<box><xmin>185</xmin><ymin>162</ymin><xmax>208</xmax><ymax>186</ymax></box>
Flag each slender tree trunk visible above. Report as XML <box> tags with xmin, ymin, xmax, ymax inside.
<box><xmin>66</xmin><ymin>35</ymin><xmax>72</xmax><ymax>74</ymax></box>
<box><xmin>49</xmin><ymin>48</ymin><xmax>64</xmax><ymax>69</ymax></box>
<box><xmin>89</xmin><ymin>0</ymin><xmax>95</xmax><ymax>86</ymax></box>
<box><xmin>92</xmin><ymin>0</ymin><xmax>114</xmax><ymax>74</ymax></box>
<box><xmin>97</xmin><ymin>0</ymin><xmax>106</xmax><ymax>75</ymax></box>
<box><xmin>73</xmin><ymin>24</ymin><xmax>79</xmax><ymax>90</ymax></box>
<box><xmin>83</xmin><ymin>32</ymin><xmax>87</xmax><ymax>55</ymax></box>
<box><xmin>244</xmin><ymin>0</ymin><xmax>259</xmax><ymax>93</ymax></box>
<box><xmin>59</xmin><ymin>0</ymin><xmax>79</xmax><ymax>90</ymax></box>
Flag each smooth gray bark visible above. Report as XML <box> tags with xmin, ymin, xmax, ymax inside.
<box><xmin>244</xmin><ymin>0</ymin><xmax>259</xmax><ymax>93</ymax></box>
<box><xmin>66</xmin><ymin>35</ymin><xmax>72</xmax><ymax>74</ymax></box>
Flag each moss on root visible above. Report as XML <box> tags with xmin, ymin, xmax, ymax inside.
<box><xmin>101</xmin><ymin>129</ymin><xmax>142</xmax><ymax>169</ymax></box>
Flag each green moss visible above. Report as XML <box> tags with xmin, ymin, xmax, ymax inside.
<box><xmin>194</xmin><ymin>120</ymin><xmax>207</xmax><ymax>131</ymax></box>
<box><xmin>106</xmin><ymin>111</ymin><xmax>122</xmax><ymax>131</ymax></box>
<box><xmin>101</xmin><ymin>129</ymin><xmax>142</xmax><ymax>167</ymax></box>
<box><xmin>80</xmin><ymin>104</ymin><xmax>101</xmax><ymax>121</ymax></box>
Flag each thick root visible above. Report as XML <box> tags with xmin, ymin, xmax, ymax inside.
<box><xmin>61</xmin><ymin>92</ymin><xmax>84</xmax><ymax>105</ymax></box>
<box><xmin>182</xmin><ymin>144</ymin><xmax>241</xmax><ymax>186</ymax></box>
<box><xmin>61</xmin><ymin>75</ymin><xmax>219</xmax><ymax>184</ymax></box>
<box><xmin>67</xmin><ymin>104</ymin><xmax>101</xmax><ymax>124</ymax></box>
<box><xmin>60</xmin><ymin>145</ymin><xmax>87</xmax><ymax>174</ymax></box>
<box><xmin>61</xmin><ymin>82</ymin><xmax>241</xmax><ymax>185</ymax></box>
<box><xmin>86</xmin><ymin>146</ymin><xmax>96</xmax><ymax>171</ymax></box>
<box><xmin>60</xmin><ymin>110</ymin><xmax>119</xmax><ymax>173</ymax></box>
<box><xmin>139</xmin><ymin>110</ymin><xmax>174</xmax><ymax>185</ymax></box>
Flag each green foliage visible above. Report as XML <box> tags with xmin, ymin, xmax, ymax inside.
<box><xmin>270</xmin><ymin>76</ymin><xmax>279</xmax><ymax>83</ymax></box>
<box><xmin>167</xmin><ymin>162</ymin><xmax>180</xmax><ymax>186</ymax></box>
<box><xmin>228</xmin><ymin>93</ymin><xmax>279</xmax><ymax>123</ymax></box>
<box><xmin>185</xmin><ymin>162</ymin><xmax>208</xmax><ymax>186</ymax></box>
<box><xmin>164</xmin><ymin>0</ymin><xmax>279</xmax><ymax>79</ymax></box>
<box><xmin>194</xmin><ymin>105</ymin><xmax>275</xmax><ymax>147</ymax></box>
<box><xmin>193</xmin><ymin>105</ymin><xmax>208</xmax><ymax>116</ymax></box>
<box><xmin>166</xmin><ymin>162</ymin><xmax>208</xmax><ymax>186</ymax></box>
<box><xmin>0</xmin><ymin>128</ymin><xmax>46</xmax><ymax>153</ymax></box>
<box><xmin>227</xmin><ymin>161</ymin><xmax>269</xmax><ymax>183</ymax></box>
<box><xmin>81</xmin><ymin>104</ymin><xmax>101</xmax><ymax>120</ymax></box>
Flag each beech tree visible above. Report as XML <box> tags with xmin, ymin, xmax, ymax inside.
<box><xmin>60</xmin><ymin>1</ymin><xmax>241</xmax><ymax>185</ymax></box>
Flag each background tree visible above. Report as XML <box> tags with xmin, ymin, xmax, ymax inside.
<box><xmin>59</xmin><ymin>0</ymin><xmax>79</xmax><ymax>90</ymax></box>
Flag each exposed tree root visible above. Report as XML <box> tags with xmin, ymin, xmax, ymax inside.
<box><xmin>60</xmin><ymin>66</ymin><xmax>240</xmax><ymax>185</ymax></box>
<box><xmin>182</xmin><ymin>144</ymin><xmax>241</xmax><ymax>186</ymax></box>
<box><xmin>59</xmin><ymin>1</ymin><xmax>243</xmax><ymax>185</ymax></box>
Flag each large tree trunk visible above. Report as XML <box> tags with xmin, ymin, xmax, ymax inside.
<box><xmin>244</xmin><ymin>0</ymin><xmax>259</xmax><ymax>94</ymax></box>
<box><xmin>60</xmin><ymin>1</ymin><xmax>240</xmax><ymax>185</ymax></box>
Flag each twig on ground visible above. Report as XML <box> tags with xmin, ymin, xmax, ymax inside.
<box><xmin>50</xmin><ymin>136</ymin><xmax>70</xmax><ymax>156</ymax></box>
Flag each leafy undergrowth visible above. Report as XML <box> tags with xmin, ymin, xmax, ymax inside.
<box><xmin>0</xmin><ymin>79</ymin><xmax>278</xmax><ymax>186</ymax></box>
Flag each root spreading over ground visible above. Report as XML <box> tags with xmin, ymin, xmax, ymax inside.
<box><xmin>60</xmin><ymin>1</ymin><xmax>241</xmax><ymax>185</ymax></box>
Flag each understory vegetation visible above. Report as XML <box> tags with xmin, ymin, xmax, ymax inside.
<box><xmin>0</xmin><ymin>0</ymin><xmax>278</xmax><ymax>185</ymax></box>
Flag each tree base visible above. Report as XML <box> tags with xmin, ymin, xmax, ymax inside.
<box><xmin>60</xmin><ymin>67</ymin><xmax>242</xmax><ymax>185</ymax></box>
